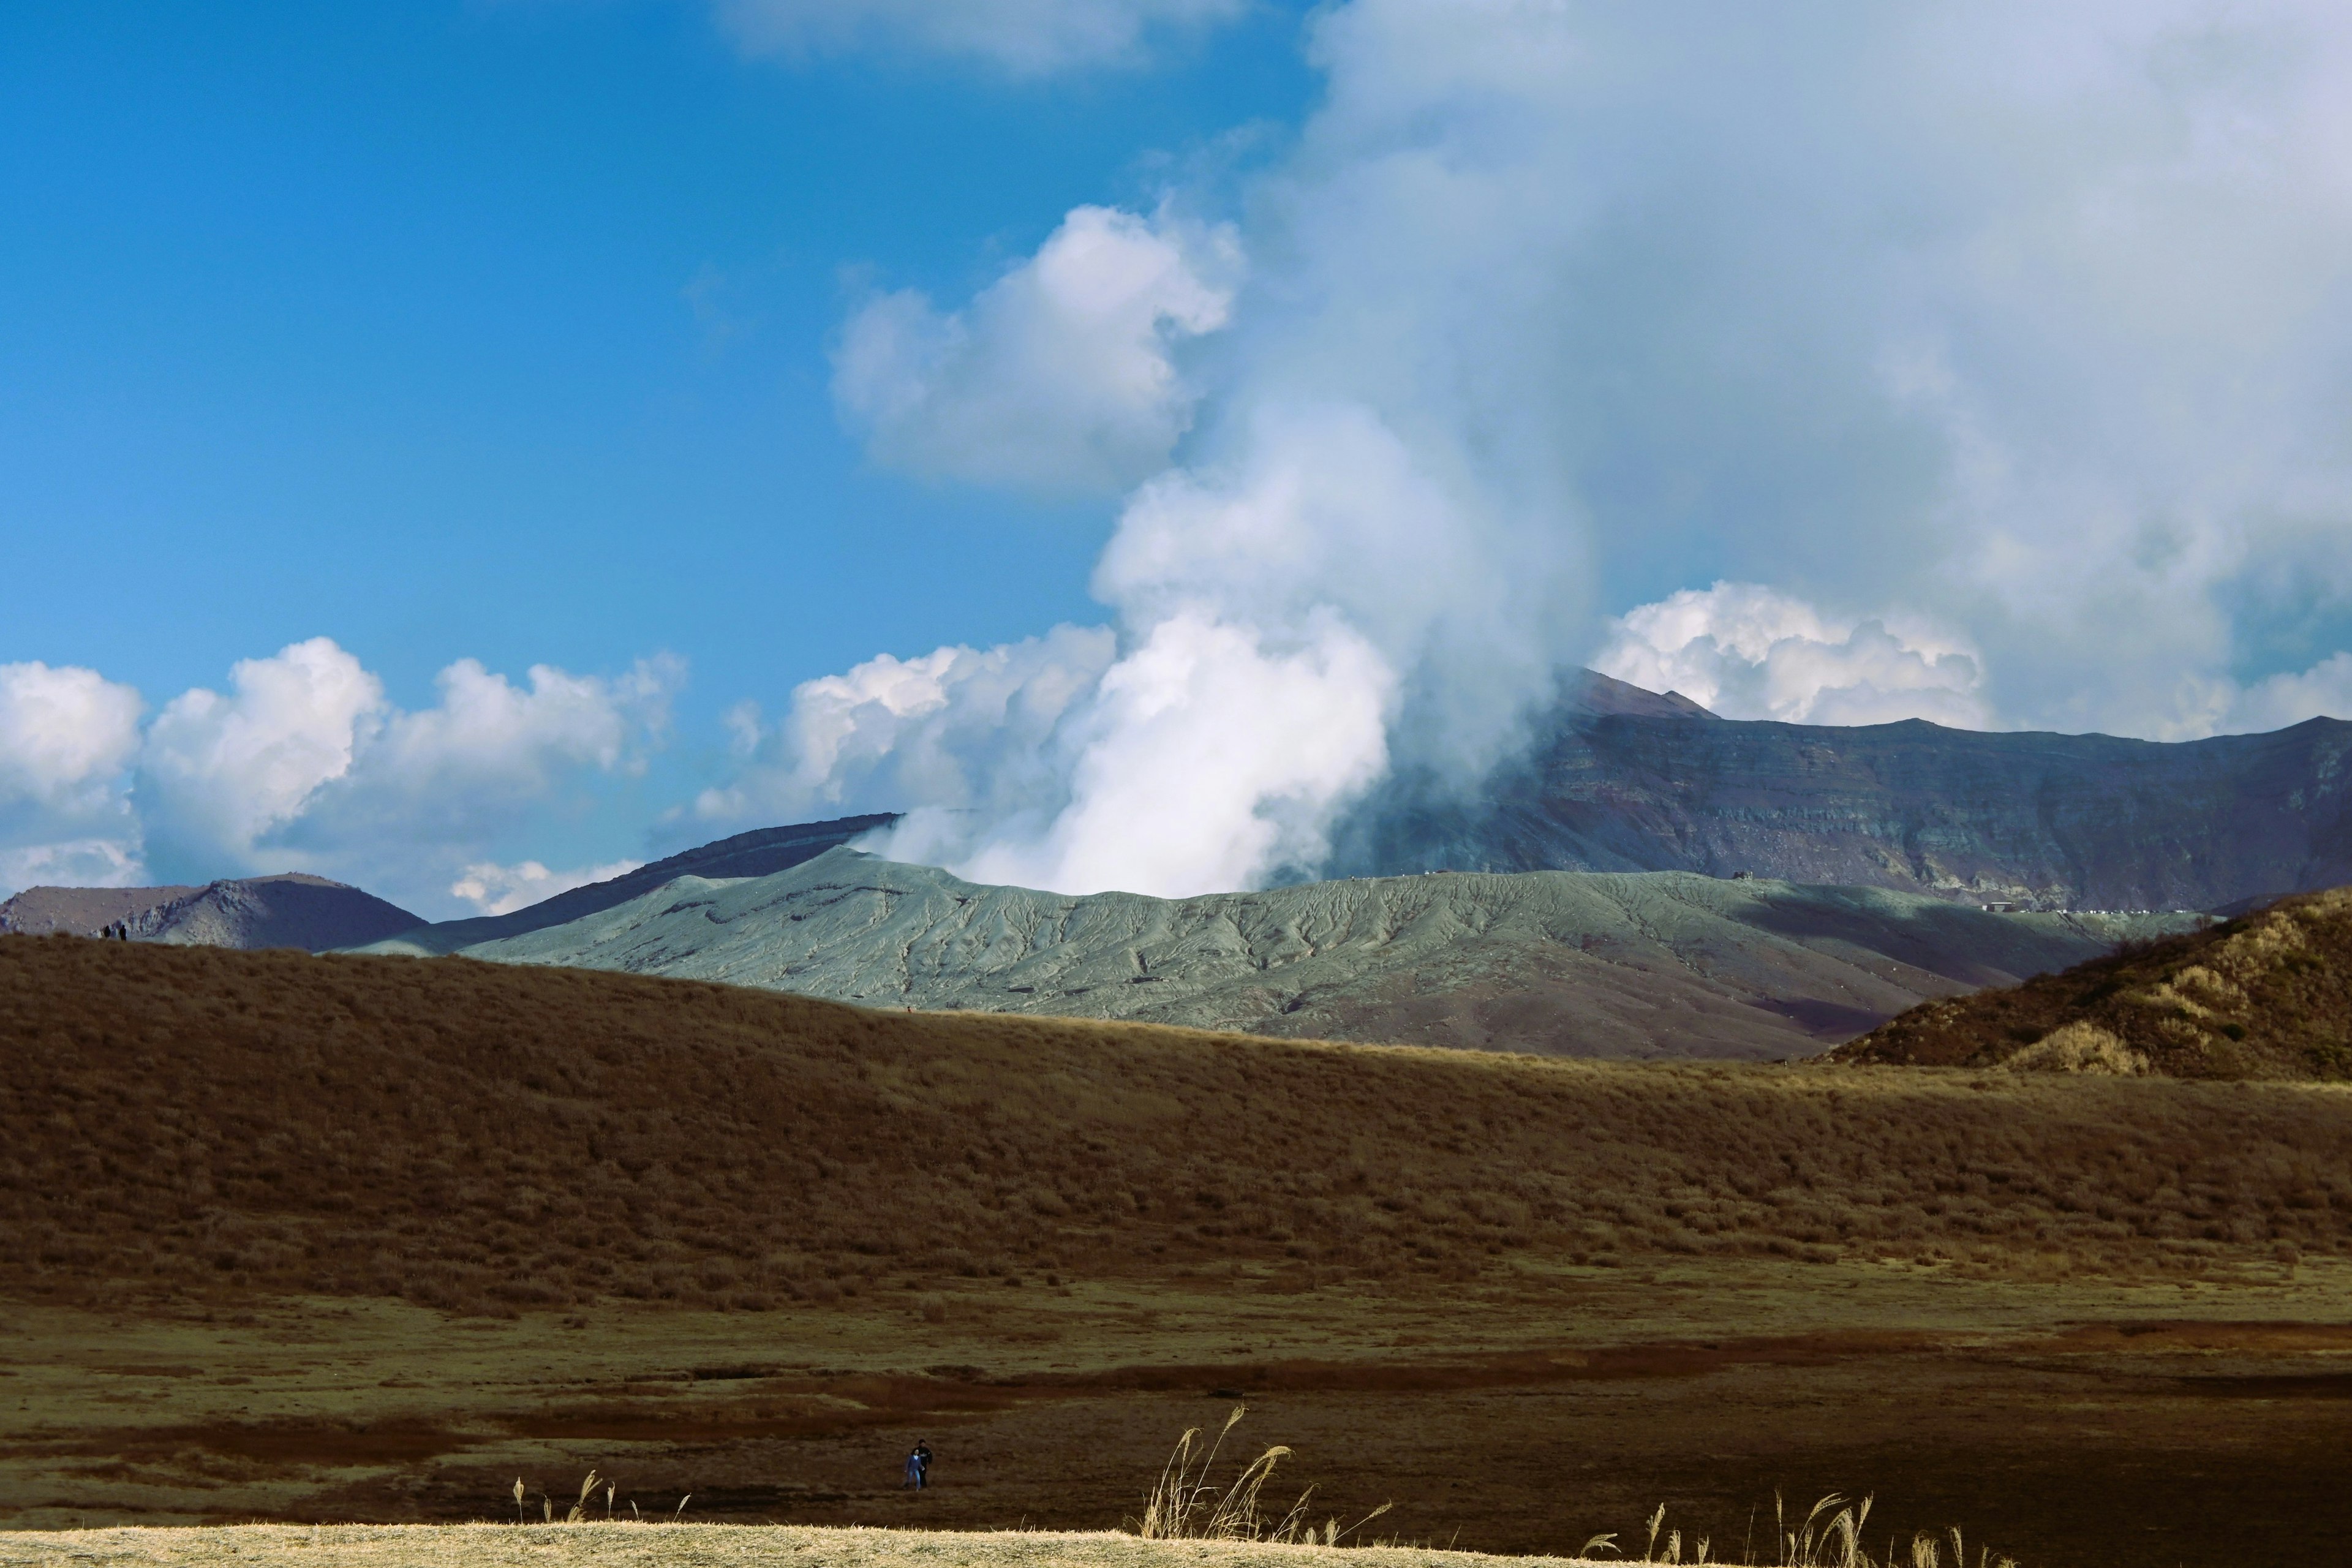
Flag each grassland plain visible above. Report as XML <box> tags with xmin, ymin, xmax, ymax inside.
<box><xmin>5</xmin><ymin>936</ymin><xmax>2352</xmax><ymax>1567</ymax></box>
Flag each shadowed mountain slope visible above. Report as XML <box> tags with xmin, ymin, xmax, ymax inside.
<box><xmin>1333</xmin><ymin>675</ymin><xmax>2352</xmax><ymax>911</ymax></box>
<box><xmin>2</xmin><ymin>875</ymin><xmax>417</xmax><ymax>952</ymax></box>
<box><xmin>5</xmin><ymin>934</ymin><xmax>2350</xmax><ymax>1318</ymax></box>
<box><xmin>369</xmin><ymin>813</ymin><xmax>896</xmax><ymax>955</ymax></box>
<box><xmin>380</xmin><ymin>848</ymin><xmax>2199</xmax><ymax>1060</ymax></box>
<box><xmin>1833</xmin><ymin>886</ymin><xmax>2352</xmax><ymax>1080</ymax></box>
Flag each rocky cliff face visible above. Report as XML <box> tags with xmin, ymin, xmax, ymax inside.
<box><xmin>0</xmin><ymin>884</ymin><xmax>198</xmax><ymax>937</ymax></box>
<box><xmin>122</xmin><ymin>875</ymin><xmax>421</xmax><ymax>951</ymax></box>
<box><xmin>1330</xmin><ymin>673</ymin><xmax>2352</xmax><ymax>911</ymax></box>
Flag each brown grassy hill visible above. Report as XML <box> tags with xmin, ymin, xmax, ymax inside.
<box><xmin>1832</xmin><ymin>886</ymin><xmax>2352</xmax><ymax>1080</ymax></box>
<box><xmin>4</xmin><ymin>933</ymin><xmax>2351</xmax><ymax>1318</ymax></box>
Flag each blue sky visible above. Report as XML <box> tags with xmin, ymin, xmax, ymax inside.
<box><xmin>1</xmin><ymin>1</ymin><xmax>1308</xmax><ymax>699</ymax></box>
<box><xmin>6</xmin><ymin>1</ymin><xmax>2352</xmax><ymax>913</ymax></box>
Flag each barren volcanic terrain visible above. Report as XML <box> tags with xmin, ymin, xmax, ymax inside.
<box><xmin>368</xmin><ymin>848</ymin><xmax>2195</xmax><ymax>1059</ymax></box>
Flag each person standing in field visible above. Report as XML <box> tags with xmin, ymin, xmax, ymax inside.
<box><xmin>914</xmin><ymin>1441</ymin><xmax>933</xmax><ymax>1488</ymax></box>
<box><xmin>902</xmin><ymin>1446</ymin><xmax>923</xmax><ymax>1489</ymax></box>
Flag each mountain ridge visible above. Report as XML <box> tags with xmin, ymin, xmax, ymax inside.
<box><xmin>364</xmin><ymin>846</ymin><xmax>2201</xmax><ymax>1059</ymax></box>
<box><xmin>0</xmin><ymin>874</ymin><xmax>417</xmax><ymax>952</ymax></box>
<box><xmin>1331</xmin><ymin>682</ymin><xmax>2352</xmax><ymax>910</ymax></box>
<box><xmin>368</xmin><ymin>812</ymin><xmax>896</xmax><ymax>954</ymax></box>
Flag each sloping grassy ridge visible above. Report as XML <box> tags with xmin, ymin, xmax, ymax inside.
<box><xmin>1833</xmin><ymin>887</ymin><xmax>2352</xmax><ymax>1079</ymax></box>
<box><xmin>4</xmin><ymin>935</ymin><xmax>2351</xmax><ymax>1316</ymax></box>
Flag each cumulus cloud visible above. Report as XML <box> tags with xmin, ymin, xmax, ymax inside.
<box><xmin>0</xmin><ymin>661</ymin><xmax>147</xmax><ymax>894</ymax></box>
<box><xmin>1594</xmin><ymin>584</ymin><xmax>1992</xmax><ymax>729</ymax></box>
<box><xmin>313</xmin><ymin>654</ymin><xmax>682</xmax><ymax>844</ymax></box>
<box><xmin>449</xmin><ymin>858</ymin><xmax>646</xmax><ymax>918</ymax></box>
<box><xmin>136</xmin><ymin>637</ymin><xmax>385</xmax><ymax>879</ymax></box>
<box><xmin>835</xmin><ymin>206</ymin><xmax>1240</xmax><ymax>495</ymax></box>
<box><xmin>714</xmin><ymin>0</ymin><xmax>1247</xmax><ymax>75</ymax></box>
<box><xmin>0</xmin><ymin>662</ymin><xmax>145</xmax><ymax>809</ymax></box>
<box><xmin>692</xmin><ymin>625</ymin><xmax>1118</xmax><ymax>835</ymax></box>
<box><xmin>41</xmin><ymin>637</ymin><xmax>687</xmax><ymax>910</ymax></box>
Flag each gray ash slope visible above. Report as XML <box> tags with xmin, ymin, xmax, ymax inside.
<box><xmin>1327</xmin><ymin>671</ymin><xmax>2352</xmax><ymax>911</ymax></box>
<box><xmin>2</xmin><ymin>875</ymin><xmax>418</xmax><ymax>952</ymax></box>
<box><xmin>367</xmin><ymin>846</ymin><xmax>2198</xmax><ymax>1060</ymax></box>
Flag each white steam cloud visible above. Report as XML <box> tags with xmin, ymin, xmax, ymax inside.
<box><xmin>836</xmin><ymin>206</ymin><xmax>1241</xmax><ymax>495</ymax></box>
<box><xmin>699</xmin><ymin>0</ymin><xmax>2352</xmax><ymax>897</ymax></box>
<box><xmin>713</xmin><ymin>0</ymin><xmax>1247</xmax><ymax>75</ymax></box>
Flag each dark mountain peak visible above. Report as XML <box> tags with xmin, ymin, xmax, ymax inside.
<box><xmin>1331</xmin><ymin>671</ymin><xmax>2352</xmax><ymax>912</ymax></box>
<box><xmin>1560</xmin><ymin>668</ymin><xmax>1717</xmax><ymax>720</ymax></box>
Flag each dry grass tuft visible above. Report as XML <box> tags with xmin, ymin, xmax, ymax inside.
<box><xmin>1609</xmin><ymin>1495</ymin><xmax>2019</xmax><ymax>1568</ymax></box>
<box><xmin>1131</xmin><ymin>1406</ymin><xmax>1390</xmax><ymax>1547</ymax></box>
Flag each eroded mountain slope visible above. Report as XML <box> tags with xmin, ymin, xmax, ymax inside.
<box><xmin>394</xmin><ymin>849</ymin><xmax>2196</xmax><ymax>1058</ymax></box>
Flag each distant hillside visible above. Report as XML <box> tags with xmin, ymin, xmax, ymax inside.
<box><xmin>4</xmin><ymin>935</ymin><xmax>2348</xmax><ymax>1315</ymax></box>
<box><xmin>0</xmin><ymin>883</ymin><xmax>198</xmax><ymax>937</ymax></box>
<box><xmin>1832</xmin><ymin>888</ymin><xmax>2352</xmax><ymax>1080</ymax></box>
<box><xmin>1332</xmin><ymin>671</ymin><xmax>2352</xmax><ymax>911</ymax></box>
<box><xmin>375</xmin><ymin>847</ymin><xmax>2199</xmax><ymax>1060</ymax></box>
<box><xmin>368</xmin><ymin>813</ymin><xmax>894</xmax><ymax>955</ymax></box>
<box><xmin>1</xmin><ymin>875</ymin><xmax>416</xmax><ymax>952</ymax></box>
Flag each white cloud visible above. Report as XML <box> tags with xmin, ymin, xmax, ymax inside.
<box><xmin>337</xmin><ymin>654</ymin><xmax>680</xmax><ymax>825</ymax></box>
<box><xmin>0</xmin><ymin>838</ymin><xmax>145</xmax><ymax>895</ymax></box>
<box><xmin>693</xmin><ymin>625</ymin><xmax>1118</xmax><ymax>833</ymax></box>
<box><xmin>128</xmin><ymin>638</ymin><xmax>680</xmax><ymax>909</ymax></box>
<box><xmin>834</xmin><ymin>205</ymin><xmax>1240</xmax><ymax>494</ymax></box>
<box><xmin>0</xmin><ymin>639</ymin><xmax>682</xmax><ymax>909</ymax></box>
<box><xmin>0</xmin><ymin>661</ymin><xmax>147</xmax><ymax>895</ymax></box>
<box><xmin>137</xmin><ymin>636</ymin><xmax>385</xmax><ymax>876</ymax></box>
<box><xmin>449</xmin><ymin>858</ymin><xmax>646</xmax><ymax>918</ymax></box>
<box><xmin>2219</xmin><ymin>652</ymin><xmax>2352</xmax><ymax>734</ymax></box>
<box><xmin>1594</xmin><ymin>584</ymin><xmax>1993</xmax><ymax>729</ymax></box>
<box><xmin>714</xmin><ymin>0</ymin><xmax>1247</xmax><ymax>75</ymax></box>
<box><xmin>0</xmin><ymin>662</ymin><xmax>144</xmax><ymax>807</ymax></box>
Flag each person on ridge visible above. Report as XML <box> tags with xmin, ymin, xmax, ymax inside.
<box><xmin>913</xmin><ymin>1441</ymin><xmax>933</xmax><ymax>1489</ymax></box>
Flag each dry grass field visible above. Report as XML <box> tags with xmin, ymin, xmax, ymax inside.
<box><xmin>1839</xmin><ymin>887</ymin><xmax>2352</xmax><ymax>1079</ymax></box>
<box><xmin>6</xmin><ymin>935</ymin><xmax>2352</xmax><ymax>1567</ymax></box>
<box><xmin>0</xmin><ymin>1524</ymin><xmax>1623</xmax><ymax>1568</ymax></box>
